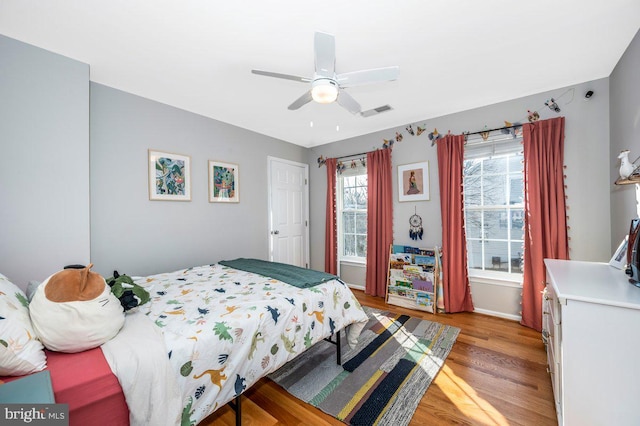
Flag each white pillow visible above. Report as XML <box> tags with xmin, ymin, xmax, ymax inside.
<box><xmin>26</xmin><ymin>280</ymin><xmax>42</xmax><ymax>302</ymax></box>
<box><xmin>0</xmin><ymin>273</ymin><xmax>47</xmax><ymax>376</ymax></box>
<box><xmin>29</xmin><ymin>272</ymin><xmax>125</xmax><ymax>353</ymax></box>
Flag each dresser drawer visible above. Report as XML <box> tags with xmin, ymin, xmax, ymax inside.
<box><xmin>544</xmin><ymin>283</ymin><xmax>561</xmax><ymax>326</ymax></box>
<box><xmin>542</xmin><ymin>284</ymin><xmax>562</xmax><ymax>409</ymax></box>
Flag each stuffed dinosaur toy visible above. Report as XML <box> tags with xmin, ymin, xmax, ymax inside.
<box><xmin>106</xmin><ymin>270</ymin><xmax>150</xmax><ymax>311</ymax></box>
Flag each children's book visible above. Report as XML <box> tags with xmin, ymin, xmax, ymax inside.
<box><xmin>0</xmin><ymin>370</ymin><xmax>55</xmax><ymax>403</ymax></box>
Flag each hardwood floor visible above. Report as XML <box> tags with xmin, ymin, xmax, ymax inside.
<box><xmin>202</xmin><ymin>290</ymin><xmax>557</xmax><ymax>425</ymax></box>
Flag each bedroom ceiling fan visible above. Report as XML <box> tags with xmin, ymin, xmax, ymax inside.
<box><xmin>251</xmin><ymin>32</ymin><xmax>399</xmax><ymax>115</ymax></box>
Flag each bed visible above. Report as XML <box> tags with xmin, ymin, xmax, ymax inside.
<box><xmin>0</xmin><ymin>259</ymin><xmax>369</xmax><ymax>426</ymax></box>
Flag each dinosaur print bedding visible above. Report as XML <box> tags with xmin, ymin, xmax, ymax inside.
<box><xmin>127</xmin><ymin>262</ymin><xmax>369</xmax><ymax>425</ymax></box>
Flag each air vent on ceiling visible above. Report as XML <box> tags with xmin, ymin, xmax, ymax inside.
<box><xmin>360</xmin><ymin>104</ymin><xmax>393</xmax><ymax>117</ymax></box>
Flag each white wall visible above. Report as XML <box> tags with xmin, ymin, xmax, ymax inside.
<box><xmin>0</xmin><ymin>35</ymin><xmax>90</xmax><ymax>290</ymax></box>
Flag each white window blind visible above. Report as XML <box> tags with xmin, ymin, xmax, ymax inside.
<box><xmin>463</xmin><ymin>134</ymin><xmax>524</xmax><ymax>276</ymax></box>
<box><xmin>337</xmin><ymin>159</ymin><xmax>368</xmax><ymax>262</ymax></box>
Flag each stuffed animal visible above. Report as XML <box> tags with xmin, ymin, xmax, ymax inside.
<box><xmin>29</xmin><ymin>264</ymin><xmax>125</xmax><ymax>353</ymax></box>
<box><xmin>106</xmin><ymin>271</ymin><xmax>150</xmax><ymax>311</ymax></box>
<box><xmin>618</xmin><ymin>150</ymin><xmax>637</xmax><ymax>179</ymax></box>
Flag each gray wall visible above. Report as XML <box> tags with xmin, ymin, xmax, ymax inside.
<box><xmin>610</xmin><ymin>29</ymin><xmax>640</xmax><ymax>252</ymax></box>
<box><xmin>90</xmin><ymin>83</ymin><xmax>308</xmax><ymax>278</ymax></box>
<box><xmin>0</xmin><ymin>35</ymin><xmax>90</xmax><ymax>290</ymax></box>
<box><xmin>309</xmin><ymin>79</ymin><xmax>612</xmax><ymax>271</ymax></box>
<box><xmin>2</xmin><ymin>28</ymin><xmax>633</xmax><ymax>311</ymax></box>
<box><xmin>308</xmin><ymin>78</ymin><xmax>611</xmax><ymax>319</ymax></box>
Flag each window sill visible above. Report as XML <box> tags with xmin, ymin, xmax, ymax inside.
<box><xmin>339</xmin><ymin>259</ymin><xmax>366</xmax><ymax>267</ymax></box>
<box><xmin>468</xmin><ymin>270</ymin><xmax>523</xmax><ymax>288</ymax></box>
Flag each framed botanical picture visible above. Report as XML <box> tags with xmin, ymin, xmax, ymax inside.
<box><xmin>398</xmin><ymin>161</ymin><xmax>429</xmax><ymax>202</ymax></box>
<box><xmin>148</xmin><ymin>150</ymin><xmax>191</xmax><ymax>201</ymax></box>
<box><xmin>610</xmin><ymin>235</ymin><xmax>628</xmax><ymax>269</ymax></box>
<box><xmin>209</xmin><ymin>160</ymin><xmax>239</xmax><ymax>203</ymax></box>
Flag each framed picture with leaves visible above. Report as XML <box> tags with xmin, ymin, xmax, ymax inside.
<box><xmin>148</xmin><ymin>149</ymin><xmax>191</xmax><ymax>201</ymax></box>
<box><xmin>209</xmin><ymin>160</ymin><xmax>239</xmax><ymax>203</ymax></box>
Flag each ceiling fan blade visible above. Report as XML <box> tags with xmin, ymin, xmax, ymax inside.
<box><xmin>337</xmin><ymin>90</ymin><xmax>361</xmax><ymax>114</ymax></box>
<box><xmin>337</xmin><ymin>66</ymin><xmax>399</xmax><ymax>87</ymax></box>
<box><xmin>314</xmin><ymin>32</ymin><xmax>336</xmax><ymax>78</ymax></box>
<box><xmin>288</xmin><ymin>91</ymin><xmax>313</xmax><ymax>110</ymax></box>
<box><xmin>251</xmin><ymin>69</ymin><xmax>311</xmax><ymax>83</ymax></box>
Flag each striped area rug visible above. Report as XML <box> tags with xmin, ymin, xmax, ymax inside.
<box><xmin>268</xmin><ymin>306</ymin><xmax>460</xmax><ymax>425</ymax></box>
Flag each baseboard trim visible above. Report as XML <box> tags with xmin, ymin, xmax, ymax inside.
<box><xmin>347</xmin><ymin>283</ymin><xmax>520</xmax><ymax>321</ymax></box>
<box><xmin>345</xmin><ymin>283</ymin><xmax>365</xmax><ymax>291</ymax></box>
<box><xmin>473</xmin><ymin>307</ymin><xmax>521</xmax><ymax>322</ymax></box>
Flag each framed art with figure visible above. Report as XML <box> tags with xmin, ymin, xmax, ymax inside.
<box><xmin>398</xmin><ymin>161</ymin><xmax>429</xmax><ymax>202</ymax></box>
<box><xmin>209</xmin><ymin>160</ymin><xmax>239</xmax><ymax>203</ymax></box>
<box><xmin>148</xmin><ymin>149</ymin><xmax>191</xmax><ymax>201</ymax></box>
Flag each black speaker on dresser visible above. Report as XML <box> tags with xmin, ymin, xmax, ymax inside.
<box><xmin>625</xmin><ymin>218</ymin><xmax>640</xmax><ymax>285</ymax></box>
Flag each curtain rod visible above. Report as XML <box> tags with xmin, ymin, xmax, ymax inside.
<box><xmin>335</xmin><ymin>150</ymin><xmax>371</xmax><ymax>161</ymax></box>
<box><xmin>464</xmin><ymin>123</ymin><xmax>523</xmax><ymax>137</ymax></box>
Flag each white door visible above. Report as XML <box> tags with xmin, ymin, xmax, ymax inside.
<box><xmin>268</xmin><ymin>157</ymin><xmax>309</xmax><ymax>268</ymax></box>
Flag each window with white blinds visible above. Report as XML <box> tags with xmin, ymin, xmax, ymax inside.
<box><xmin>463</xmin><ymin>135</ymin><xmax>524</xmax><ymax>275</ymax></box>
<box><xmin>337</xmin><ymin>160</ymin><xmax>367</xmax><ymax>262</ymax></box>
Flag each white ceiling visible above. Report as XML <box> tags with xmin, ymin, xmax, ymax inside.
<box><xmin>1</xmin><ymin>1</ymin><xmax>639</xmax><ymax>148</ymax></box>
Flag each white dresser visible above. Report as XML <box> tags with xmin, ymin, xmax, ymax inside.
<box><xmin>543</xmin><ymin>259</ymin><xmax>640</xmax><ymax>426</ymax></box>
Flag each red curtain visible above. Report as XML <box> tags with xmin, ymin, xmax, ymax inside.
<box><xmin>521</xmin><ymin>117</ymin><xmax>569</xmax><ymax>331</ymax></box>
<box><xmin>324</xmin><ymin>158</ymin><xmax>338</xmax><ymax>274</ymax></box>
<box><xmin>365</xmin><ymin>149</ymin><xmax>393</xmax><ymax>297</ymax></box>
<box><xmin>436</xmin><ymin>135</ymin><xmax>474</xmax><ymax>313</ymax></box>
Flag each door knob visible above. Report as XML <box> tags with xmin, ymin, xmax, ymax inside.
<box><xmin>271</xmin><ymin>230</ymin><xmax>280</xmax><ymax>235</ymax></box>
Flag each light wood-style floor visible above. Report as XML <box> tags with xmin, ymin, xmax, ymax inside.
<box><xmin>202</xmin><ymin>290</ymin><xmax>557</xmax><ymax>425</ymax></box>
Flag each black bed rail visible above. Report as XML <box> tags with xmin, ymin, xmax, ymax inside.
<box><xmin>323</xmin><ymin>329</ymin><xmax>342</xmax><ymax>365</ymax></box>
<box><xmin>228</xmin><ymin>395</ymin><xmax>242</xmax><ymax>425</ymax></box>
<box><xmin>229</xmin><ymin>329</ymin><xmax>343</xmax><ymax>425</ymax></box>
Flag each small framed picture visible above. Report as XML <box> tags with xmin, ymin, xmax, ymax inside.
<box><xmin>398</xmin><ymin>161</ymin><xmax>429</xmax><ymax>202</ymax></box>
<box><xmin>609</xmin><ymin>235</ymin><xmax>628</xmax><ymax>269</ymax></box>
<box><xmin>148</xmin><ymin>150</ymin><xmax>191</xmax><ymax>201</ymax></box>
<box><xmin>209</xmin><ymin>160</ymin><xmax>239</xmax><ymax>203</ymax></box>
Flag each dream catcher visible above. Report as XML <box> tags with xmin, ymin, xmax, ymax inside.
<box><xmin>409</xmin><ymin>208</ymin><xmax>424</xmax><ymax>240</ymax></box>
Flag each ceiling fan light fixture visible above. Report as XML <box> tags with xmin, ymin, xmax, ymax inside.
<box><xmin>311</xmin><ymin>80</ymin><xmax>338</xmax><ymax>104</ymax></box>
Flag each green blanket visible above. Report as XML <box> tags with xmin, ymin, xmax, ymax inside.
<box><xmin>219</xmin><ymin>258</ymin><xmax>340</xmax><ymax>288</ymax></box>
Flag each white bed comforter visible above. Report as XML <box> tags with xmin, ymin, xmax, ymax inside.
<box><xmin>102</xmin><ymin>264</ymin><xmax>368</xmax><ymax>426</ymax></box>
<box><xmin>101</xmin><ymin>310</ymin><xmax>182</xmax><ymax>426</ymax></box>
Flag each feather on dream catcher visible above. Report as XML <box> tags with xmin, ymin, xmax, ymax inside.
<box><xmin>409</xmin><ymin>208</ymin><xmax>424</xmax><ymax>240</ymax></box>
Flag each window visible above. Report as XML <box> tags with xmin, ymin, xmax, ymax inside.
<box><xmin>463</xmin><ymin>136</ymin><xmax>524</xmax><ymax>275</ymax></box>
<box><xmin>337</xmin><ymin>162</ymin><xmax>367</xmax><ymax>262</ymax></box>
